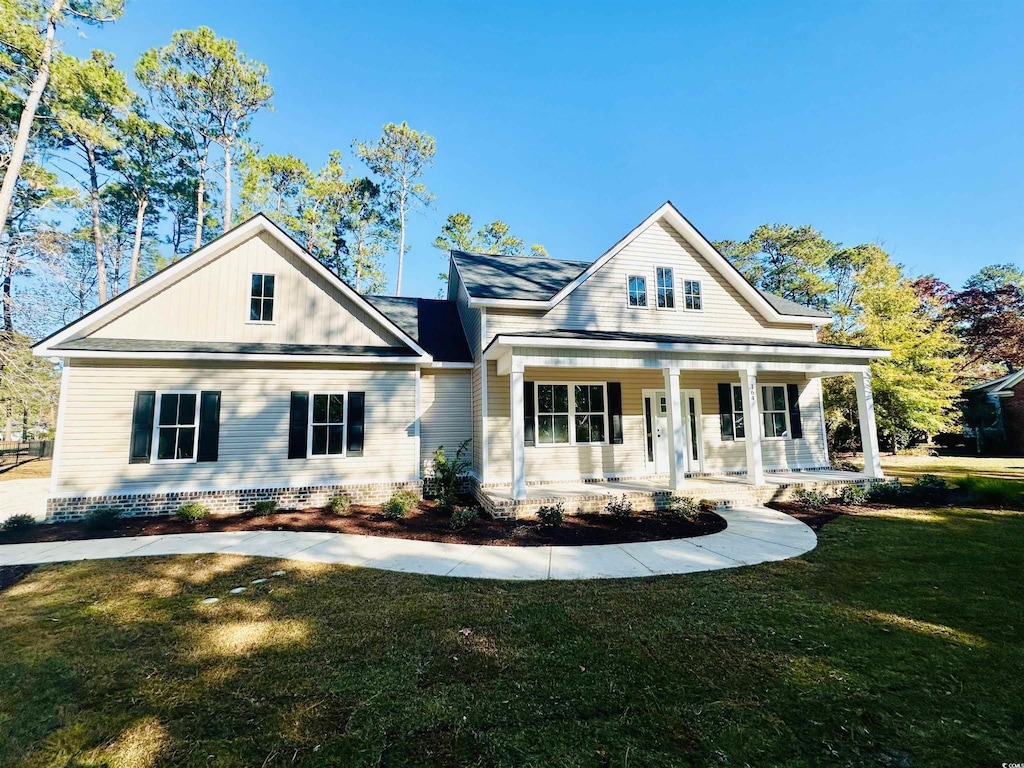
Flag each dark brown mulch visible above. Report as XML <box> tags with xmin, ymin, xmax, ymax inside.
<box><xmin>0</xmin><ymin>500</ymin><xmax>727</xmax><ymax>548</ymax></box>
<box><xmin>0</xmin><ymin>565</ymin><xmax>37</xmax><ymax>592</ymax></box>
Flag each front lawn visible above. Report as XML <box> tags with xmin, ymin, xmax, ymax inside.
<box><xmin>1</xmin><ymin>503</ymin><xmax>1022</xmax><ymax>767</ymax></box>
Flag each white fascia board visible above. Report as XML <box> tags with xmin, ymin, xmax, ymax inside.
<box><xmin>45</xmin><ymin>349</ymin><xmax>428</xmax><ymax>365</ymax></box>
<box><xmin>484</xmin><ymin>334</ymin><xmax>891</xmax><ymax>361</ymax></box>
<box><xmin>427</xmin><ymin>361</ymin><xmax>474</xmax><ymax>369</ymax></box>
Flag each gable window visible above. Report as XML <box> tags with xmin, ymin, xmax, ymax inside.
<box><xmin>760</xmin><ymin>385</ymin><xmax>790</xmax><ymax>439</ymax></box>
<box><xmin>627</xmin><ymin>275</ymin><xmax>647</xmax><ymax>307</ymax></box>
<box><xmin>536</xmin><ymin>383</ymin><xmax>607</xmax><ymax>445</ymax></box>
<box><xmin>309</xmin><ymin>392</ymin><xmax>346</xmax><ymax>456</ymax></box>
<box><xmin>250</xmin><ymin>273</ymin><xmax>275</xmax><ymax>322</ymax></box>
<box><xmin>684</xmin><ymin>280</ymin><xmax>702</xmax><ymax>310</ymax></box>
<box><xmin>729</xmin><ymin>384</ymin><xmax>746</xmax><ymax>439</ymax></box>
<box><xmin>656</xmin><ymin>267</ymin><xmax>675</xmax><ymax>309</ymax></box>
<box><xmin>154</xmin><ymin>391</ymin><xmax>199</xmax><ymax>462</ymax></box>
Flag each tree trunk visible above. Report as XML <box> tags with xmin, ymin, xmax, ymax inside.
<box><xmin>223</xmin><ymin>140</ymin><xmax>232</xmax><ymax>232</ymax></box>
<box><xmin>193</xmin><ymin>152</ymin><xmax>207</xmax><ymax>251</ymax></box>
<box><xmin>0</xmin><ymin>0</ymin><xmax>64</xmax><ymax>238</ymax></box>
<box><xmin>354</xmin><ymin>233</ymin><xmax>365</xmax><ymax>293</ymax></box>
<box><xmin>87</xmin><ymin>143</ymin><xmax>107</xmax><ymax>305</ymax></box>
<box><xmin>2</xmin><ymin>269</ymin><xmax>12</xmax><ymax>333</ymax></box>
<box><xmin>396</xmin><ymin>190</ymin><xmax>407</xmax><ymax>296</ymax></box>
<box><xmin>129</xmin><ymin>192</ymin><xmax>148</xmax><ymax>286</ymax></box>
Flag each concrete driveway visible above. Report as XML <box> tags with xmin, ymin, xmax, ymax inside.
<box><xmin>0</xmin><ymin>478</ymin><xmax>49</xmax><ymax>523</ymax></box>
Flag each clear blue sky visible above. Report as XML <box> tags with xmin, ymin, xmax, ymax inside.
<box><xmin>65</xmin><ymin>0</ymin><xmax>1023</xmax><ymax>298</ymax></box>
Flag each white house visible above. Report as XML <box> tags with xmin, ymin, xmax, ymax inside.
<box><xmin>33</xmin><ymin>202</ymin><xmax>888</xmax><ymax>520</ymax></box>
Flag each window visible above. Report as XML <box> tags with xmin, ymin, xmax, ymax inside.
<box><xmin>656</xmin><ymin>267</ymin><xmax>675</xmax><ymax>308</ymax></box>
<box><xmin>536</xmin><ymin>383</ymin><xmax>607</xmax><ymax>445</ymax></box>
<box><xmin>309</xmin><ymin>393</ymin><xmax>346</xmax><ymax>456</ymax></box>
<box><xmin>730</xmin><ymin>384</ymin><xmax>746</xmax><ymax>439</ymax></box>
<box><xmin>250</xmin><ymin>273</ymin><xmax>275</xmax><ymax>322</ymax></box>
<box><xmin>684</xmin><ymin>280</ymin><xmax>702</xmax><ymax>310</ymax></box>
<box><xmin>154</xmin><ymin>391</ymin><xmax>199</xmax><ymax>462</ymax></box>
<box><xmin>761</xmin><ymin>385</ymin><xmax>790</xmax><ymax>439</ymax></box>
<box><xmin>627</xmin><ymin>275</ymin><xmax>647</xmax><ymax>307</ymax></box>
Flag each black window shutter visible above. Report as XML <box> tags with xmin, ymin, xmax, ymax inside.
<box><xmin>523</xmin><ymin>381</ymin><xmax>535</xmax><ymax>446</ymax></box>
<box><xmin>288</xmin><ymin>392</ymin><xmax>309</xmax><ymax>459</ymax></box>
<box><xmin>347</xmin><ymin>392</ymin><xmax>365</xmax><ymax>456</ymax></box>
<box><xmin>786</xmin><ymin>383</ymin><xmax>803</xmax><ymax>439</ymax></box>
<box><xmin>197</xmin><ymin>391</ymin><xmax>221</xmax><ymax>462</ymax></box>
<box><xmin>608</xmin><ymin>382</ymin><xmax>623</xmax><ymax>444</ymax></box>
<box><xmin>717</xmin><ymin>383</ymin><xmax>735</xmax><ymax>441</ymax></box>
<box><xmin>129</xmin><ymin>391</ymin><xmax>156</xmax><ymax>464</ymax></box>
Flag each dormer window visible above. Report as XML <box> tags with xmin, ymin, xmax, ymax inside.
<box><xmin>656</xmin><ymin>267</ymin><xmax>675</xmax><ymax>309</ymax></box>
<box><xmin>627</xmin><ymin>275</ymin><xmax>647</xmax><ymax>307</ymax></box>
<box><xmin>250</xmin><ymin>273</ymin><xmax>275</xmax><ymax>322</ymax></box>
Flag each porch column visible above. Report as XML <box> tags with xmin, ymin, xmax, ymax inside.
<box><xmin>854</xmin><ymin>368</ymin><xmax>883</xmax><ymax>478</ymax></box>
<box><xmin>739</xmin><ymin>368</ymin><xmax>765</xmax><ymax>486</ymax></box>
<box><xmin>663</xmin><ymin>367</ymin><xmax>685</xmax><ymax>490</ymax></box>
<box><xmin>510</xmin><ymin>361</ymin><xmax>527</xmax><ymax>500</ymax></box>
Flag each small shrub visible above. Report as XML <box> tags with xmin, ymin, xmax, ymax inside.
<box><xmin>831</xmin><ymin>459</ymin><xmax>860</xmax><ymax>473</ymax></box>
<box><xmin>2</xmin><ymin>513</ymin><xmax>36</xmax><ymax>531</ymax></box>
<box><xmin>431</xmin><ymin>439</ymin><xmax>471</xmax><ymax>512</ymax></box>
<box><xmin>909</xmin><ymin>474</ymin><xmax>948</xmax><ymax>505</ymax></box>
<box><xmin>175</xmin><ymin>502</ymin><xmax>210</xmax><ymax>523</ymax></box>
<box><xmin>382</xmin><ymin>490</ymin><xmax>420</xmax><ymax>519</ymax></box>
<box><xmin>251</xmin><ymin>500</ymin><xmax>278</xmax><ymax>517</ymax></box>
<box><xmin>793</xmin><ymin>487</ymin><xmax>831</xmax><ymax>509</ymax></box>
<box><xmin>536</xmin><ymin>501</ymin><xmax>565</xmax><ymax>527</ymax></box>
<box><xmin>955</xmin><ymin>476</ymin><xmax>1024</xmax><ymax>508</ymax></box>
<box><xmin>837</xmin><ymin>484</ymin><xmax>868</xmax><ymax>506</ymax></box>
<box><xmin>867</xmin><ymin>480</ymin><xmax>905</xmax><ymax>503</ymax></box>
<box><xmin>665</xmin><ymin>495</ymin><xmax>702</xmax><ymax>520</ymax></box>
<box><xmin>450</xmin><ymin>507</ymin><xmax>479</xmax><ymax>530</ymax></box>
<box><xmin>327</xmin><ymin>495</ymin><xmax>352</xmax><ymax>515</ymax></box>
<box><xmin>604</xmin><ymin>494</ymin><xmax>633</xmax><ymax>519</ymax></box>
<box><xmin>86</xmin><ymin>506</ymin><xmax>122</xmax><ymax>530</ymax></box>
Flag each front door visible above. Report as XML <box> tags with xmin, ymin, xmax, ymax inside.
<box><xmin>643</xmin><ymin>390</ymin><xmax>670</xmax><ymax>473</ymax></box>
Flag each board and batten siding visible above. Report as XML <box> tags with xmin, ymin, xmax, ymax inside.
<box><xmin>87</xmin><ymin>231</ymin><xmax>403</xmax><ymax>347</ymax></box>
<box><xmin>483</xmin><ymin>365</ymin><xmax>828</xmax><ymax>484</ymax></box>
<box><xmin>419</xmin><ymin>369</ymin><xmax>473</xmax><ymax>475</ymax></box>
<box><xmin>54</xmin><ymin>360</ymin><xmax>418</xmax><ymax>497</ymax></box>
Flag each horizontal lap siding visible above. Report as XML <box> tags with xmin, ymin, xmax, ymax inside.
<box><xmin>420</xmin><ymin>370</ymin><xmax>473</xmax><ymax>474</ymax></box>
<box><xmin>56</xmin><ymin>360</ymin><xmax>418</xmax><ymax>496</ymax></box>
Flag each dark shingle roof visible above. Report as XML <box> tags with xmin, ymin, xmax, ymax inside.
<box><xmin>53</xmin><ymin>338</ymin><xmax>416</xmax><ymax>357</ymax></box>
<box><xmin>484</xmin><ymin>328</ymin><xmax>884</xmax><ymax>354</ymax></box>
<box><xmin>756</xmin><ymin>289</ymin><xmax>832</xmax><ymax>320</ymax></box>
<box><xmin>367</xmin><ymin>296</ymin><xmax>473</xmax><ymax>363</ymax></box>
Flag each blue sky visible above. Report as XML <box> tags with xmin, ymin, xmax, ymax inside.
<box><xmin>65</xmin><ymin>0</ymin><xmax>1023</xmax><ymax>298</ymax></box>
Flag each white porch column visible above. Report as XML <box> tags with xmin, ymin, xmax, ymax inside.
<box><xmin>739</xmin><ymin>368</ymin><xmax>765</xmax><ymax>486</ymax></box>
<box><xmin>663</xmin><ymin>367</ymin><xmax>685</xmax><ymax>490</ymax></box>
<box><xmin>854</xmin><ymin>368</ymin><xmax>883</xmax><ymax>478</ymax></box>
<box><xmin>509</xmin><ymin>360</ymin><xmax>527</xmax><ymax>500</ymax></box>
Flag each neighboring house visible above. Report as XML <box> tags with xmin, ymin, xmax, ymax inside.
<box><xmin>33</xmin><ymin>202</ymin><xmax>889</xmax><ymax>520</ymax></box>
<box><xmin>963</xmin><ymin>370</ymin><xmax>1024</xmax><ymax>455</ymax></box>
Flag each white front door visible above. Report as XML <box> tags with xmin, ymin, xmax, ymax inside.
<box><xmin>644</xmin><ymin>390</ymin><xmax>670</xmax><ymax>474</ymax></box>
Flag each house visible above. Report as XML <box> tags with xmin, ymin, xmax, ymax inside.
<box><xmin>33</xmin><ymin>202</ymin><xmax>889</xmax><ymax>521</ymax></box>
<box><xmin>963</xmin><ymin>370</ymin><xmax>1024</xmax><ymax>455</ymax></box>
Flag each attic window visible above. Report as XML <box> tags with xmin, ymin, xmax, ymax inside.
<box><xmin>250</xmin><ymin>273</ymin><xmax>275</xmax><ymax>322</ymax></box>
<box><xmin>627</xmin><ymin>275</ymin><xmax>647</xmax><ymax>307</ymax></box>
<box><xmin>684</xmin><ymin>280</ymin><xmax>702</xmax><ymax>311</ymax></box>
<box><xmin>656</xmin><ymin>267</ymin><xmax>675</xmax><ymax>309</ymax></box>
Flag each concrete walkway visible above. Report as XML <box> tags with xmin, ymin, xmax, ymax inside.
<box><xmin>0</xmin><ymin>506</ymin><xmax>815</xmax><ymax>580</ymax></box>
<box><xmin>0</xmin><ymin>478</ymin><xmax>49</xmax><ymax>524</ymax></box>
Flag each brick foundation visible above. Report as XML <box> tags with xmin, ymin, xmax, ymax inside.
<box><xmin>46</xmin><ymin>480</ymin><xmax>424</xmax><ymax>523</ymax></box>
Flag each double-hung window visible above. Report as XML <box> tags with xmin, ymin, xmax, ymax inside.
<box><xmin>309</xmin><ymin>393</ymin><xmax>346</xmax><ymax>456</ymax></box>
<box><xmin>536</xmin><ymin>383</ymin><xmax>607</xmax><ymax>445</ymax></box>
<box><xmin>250</xmin><ymin>273</ymin><xmax>275</xmax><ymax>322</ymax></box>
<box><xmin>154</xmin><ymin>391</ymin><xmax>199</xmax><ymax>462</ymax></box>
<box><xmin>656</xmin><ymin>267</ymin><xmax>675</xmax><ymax>308</ymax></box>
<box><xmin>684</xmin><ymin>280</ymin><xmax>702</xmax><ymax>310</ymax></box>
<box><xmin>627</xmin><ymin>275</ymin><xmax>647</xmax><ymax>307</ymax></box>
<box><xmin>761</xmin><ymin>385</ymin><xmax>790</xmax><ymax>438</ymax></box>
<box><xmin>729</xmin><ymin>384</ymin><xmax>746</xmax><ymax>439</ymax></box>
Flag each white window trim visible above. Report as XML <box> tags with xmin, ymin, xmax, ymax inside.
<box><xmin>307</xmin><ymin>391</ymin><xmax>349</xmax><ymax>459</ymax></box>
<box><xmin>683</xmin><ymin>279</ymin><xmax>704</xmax><ymax>312</ymax></box>
<box><xmin>534</xmin><ymin>381</ymin><xmax>610</xmax><ymax>447</ymax></box>
<box><xmin>152</xmin><ymin>390</ymin><xmax>201</xmax><ymax>464</ymax></box>
<box><xmin>249</xmin><ymin>272</ymin><xmax>276</xmax><ymax>325</ymax></box>
<box><xmin>760</xmin><ymin>383</ymin><xmax>792</xmax><ymax>441</ymax></box>
<box><xmin>655</xmin><ymin>266</ymin><xmax>676</xmax><ymax>310</ymax></box>
<box><xmin>626</xmin><ymin>274</ymin><xmax>648</xmax><ymax>308</ymax></box>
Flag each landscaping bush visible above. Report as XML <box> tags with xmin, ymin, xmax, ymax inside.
<box><xmin>86</xmin><ymin>506</ymin><xmax>122</xmax><ymax>530</ymax></box>
<box><xmin>794</xmin><ymin>487</ymin><xmax>831</xmax><ymax>509</ymax></box>
<box><xmin>250</xmin><ymin>500</ymin><xmax>278</xmax><ymax>517</ymax></box>
<box><xmin>665</xmin><ymin>495</ymin><xmax>702</xmax><ymax>520</ymax></box>
<box><xmin>2</xmin><ymin>513</ymin><xmax>36</xmax><ymax>531</ymax></box>
<box><xmin>327</xmin><ymin>495</ymin><xmax>352</xmax><ymax>515</ymax></box>
<box><xmin>450</xmin><ymin>507</ymin><xmax>479</xmax><ymax>530</ymax></box>
<box><xmin>955</xmin><ymin>476</ymin><xmax>1024</xmax><ymax>508</ymax></box>
<box><xmin>604</xmin><ymin>494</ymin><xmax>633</xmax><ymax>519</ymax></box>
<box><xmin>175</xmin><ymin>502</ymin><xmax>210</xmax><ymax>523</ymax></box>
<box><xmin>837</xmin><ymin>484</ymin><xmax>868</xmax><ymax>506</ymax></box>
<box><xmin>382</xmin><ymin>490</ymin><xmax>420</xmax><ymax>519</ymax></box>
<box><xmin>866</xmin><ymin>480</ymin><xmax>905</xmax><ymax>503</ymax></box>
<box><xmin>536</xmin><ymin>501</ymin><xmax>565</xmax><ymax>527</ymax></box>
<box><xmin>908</xmin><ymin>474</ymin><xmax>949</xmax><ymax>505</ymax></box>
<box><xmin>431</xmin><ymin>439</ymin><xmax>471</xmax><ymax>512</ymax></box>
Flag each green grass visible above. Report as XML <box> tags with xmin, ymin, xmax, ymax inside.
<box><xmin>1</xmin><ymin>505</ymin><xmax>1022</xmax><ymax>767</ymax></box>
<box><xmin>879</xmin><ymin>452</ymin><xmax>1024</xmax><ymax>482</ymax></box>
<box><xmin>954</xmin><ymin>475</ymin><xmax>1024</xmax><ymax>508</ymax></box>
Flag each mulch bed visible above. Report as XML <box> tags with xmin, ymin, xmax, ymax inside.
<box><xmin>0</xmin><ymin>500</ymin><xmax>727</xmax><ymax>548</ymax></box>
<box><xmin>0</xmin><ymin>565</ymin><xmax>37</xmax><ymax>592</ymax></box>
<box><xmin>767</xmin><ymin>500</ymin><xmax>923</xmax><ymax>531</ymax></box>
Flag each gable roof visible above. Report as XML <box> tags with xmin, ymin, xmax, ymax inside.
<box><xmin>33</xmin><ymin>214</ymin><xmax>430</xmax><ymax>360</ymax></box>
<box><xmin>367</xmin><ymin>296</ymin><xmax>473</xmax><ymax>363</ymax></box>
<box><xmin>967</xmin><ymin>369</ymin><xmax>1024</xmax><ymax>395</ymax></box>
<box><xmin>449</xmin><ymin>201</ymin><xmax>832</xmax><ymax>323</ymax></box>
